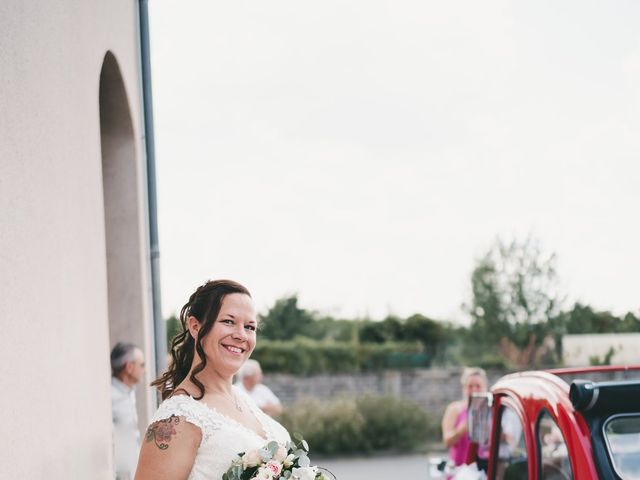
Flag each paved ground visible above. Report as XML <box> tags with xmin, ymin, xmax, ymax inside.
<box><xmin>316</xmin><ymin>453</ymin><xmax>442</xmax><ymax>480</ymax></box>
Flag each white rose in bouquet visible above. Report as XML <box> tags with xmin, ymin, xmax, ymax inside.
<box><xmin>292</xmin><ymin>466</ymin><xmax>318</xmax><ymax>480</ymax></box>
<box><xmin>241</xmin><ymin>449</ymin><xmax>262</xmax><ymax>469</ymax></box>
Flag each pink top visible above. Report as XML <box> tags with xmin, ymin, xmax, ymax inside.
<box><xmin>449</xmin><ymin>406</ymin><xmax>471</xmax><ymax>466</ymax></box>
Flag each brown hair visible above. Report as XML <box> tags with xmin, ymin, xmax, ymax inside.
<box><xmin>151</xmin><ymin>279</ymin><xmax>251</xmax><ymax>400</ymax></box>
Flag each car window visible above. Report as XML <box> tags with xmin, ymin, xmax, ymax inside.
<box><xmin>494</xmin><ymin>405</ymin><xmax>528</xmax><ymax>480</ymax></box>
<box><xmin>604</xmin><ymin>414</ymin><xmax>640</xmax><ymax>480</ymax></box>
<box><xmin>537</xmin><ymin>410</ymin><xmax>573</xmax><ymax>480</ymax></box>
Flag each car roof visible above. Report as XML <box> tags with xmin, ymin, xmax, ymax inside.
<box><xmin>492</xmin><ymin>370</ymin><xmax>573</xmax><ymax>411</ymax></box>
<box><xmin>490</xmin><ymin>364</ymin><xmax>640</xmax><ymax>414</ymax></box>
<box><xmin>545</xmin><ymin>364</ymin><xmax>640</xmax><ymax>376</ymax></box>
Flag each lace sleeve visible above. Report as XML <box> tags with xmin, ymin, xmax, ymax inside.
<box><xmin>152</xmin><ymin>395</ymin><xmax>222</xmax><ymax>442</ymax></box>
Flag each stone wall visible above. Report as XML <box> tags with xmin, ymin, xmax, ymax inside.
<box><xmin>263</xmin><ymin>368</ymin><xmax>506</xmax><ymax>421</ymax></box>
<box><xmin>263</xmin><ymin>367</ymin><xmax>640</xmax><ymax>421</ymax></box>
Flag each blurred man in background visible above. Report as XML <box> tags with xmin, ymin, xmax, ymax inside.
<box><xmin>110</xmin><ymin>342</ymin><xmax>145</xmax><ymax>480</ymax></box>
<box><xmin>236</xmin><ymin>359</ymin><xmax>282</xmax><ymax>416</ymax></box>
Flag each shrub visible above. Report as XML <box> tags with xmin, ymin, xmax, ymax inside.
<box><xmin>356</xmin><ymin>395</ymin><xmax>431</xmax><ymax>451</ymax></box>
<box><xmin>279</xmin><ymin>395</ymin><xmax>433</xmax><ymax>455</ymax></box>
<box><xmin>280</xmin><ymin>398</ymin><xmax>366</xmax><ymax>455</ymax></box>
<box><xmin>252</xmin><ymin>339</ymin><xmax>427</xmax><ymax>374</ymax></box>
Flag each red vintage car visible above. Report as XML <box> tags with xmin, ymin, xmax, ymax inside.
<box><xmin>439</xmin><ymin>365</ymin><xmax>640</xmax><ymax>480</ymax></box>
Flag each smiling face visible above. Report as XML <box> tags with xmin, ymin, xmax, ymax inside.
<box><xmin>195</xmin><ymin>292</ymin><xmax>257</xmax><ymax>378</ymax></box>
<box><xmin>463</xmin><ymin>373</ymin><xmax>487</xmax><ymax>399</ymax></box>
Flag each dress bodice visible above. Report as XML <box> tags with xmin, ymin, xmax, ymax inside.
<box><xmin>151</xmin><ymin>387</ymin><xmax>290</xmax><ymax>480</ymax></box>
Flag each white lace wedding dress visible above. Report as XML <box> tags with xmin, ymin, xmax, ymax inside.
<box><xmin>151</xmin><ymin>387</ymin><xmax>291</xmax><ymax>480</ymax></box>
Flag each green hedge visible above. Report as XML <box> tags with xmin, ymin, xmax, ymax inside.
<box><xmin>252</xmin><ymin>338</ymin><xmax>429</xmax><ymax>374</ymax></box>
<box><xmin>279</xmin><ymin>395</ymin><xmax>435</xmax><ymax>455</ymax></box>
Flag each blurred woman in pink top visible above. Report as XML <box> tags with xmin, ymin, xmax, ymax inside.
<box><xmin>441</xmin><ymin>367</ymin><xmax>488</xmax><ymax>470</ymax></box>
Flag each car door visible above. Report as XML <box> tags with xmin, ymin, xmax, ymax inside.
<box><xmin>489</xmin><ymin>396</ymin><xmax>533</xmax><ymax>480</ymax></box>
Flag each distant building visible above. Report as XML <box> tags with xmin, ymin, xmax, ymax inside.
<box><xmin>562</xmin><ymin>333</ymin><xmax>640</xmax><ymax>366</ymax></box>
<box><xmin>0</xmin><ymin>1</ymin><xmax>158</xmax><ymax>478</ymax></box>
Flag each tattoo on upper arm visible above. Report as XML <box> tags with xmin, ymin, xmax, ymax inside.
<box><xmin>145</xmin><ymin>415</ymin><xmax>180</xmax><ymax>450</ymax></box>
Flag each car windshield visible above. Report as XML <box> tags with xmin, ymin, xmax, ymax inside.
<box><xmin>604</xmin><ymin>414</ymin><xmax>640</xmax><ymax>480</ymax></box>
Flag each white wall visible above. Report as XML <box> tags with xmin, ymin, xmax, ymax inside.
<box><xmin>563</xmin><ymin>333</ymin><xmax>640</xmax><ymax>366</ymax></box>
<box><xmin>0</xmin><ymin>1</ymin><xmax>154</xmax><ymax>478</ymax></box>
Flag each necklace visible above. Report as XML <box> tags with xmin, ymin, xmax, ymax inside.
<box><xmin>223</xmin><ymin>389</ymin><xmax>243</xmax><ymax>412</ymax></box>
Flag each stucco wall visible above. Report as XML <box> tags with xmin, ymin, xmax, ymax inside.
<box><xmin>563</xmin><ymin>333</ymin><xmax>640</xmax><ymax>366</ymax></box>
<box><xmin>0</xmin><ymin>1</ymin><xmax>153</xmax><ymax>478</ymax></box>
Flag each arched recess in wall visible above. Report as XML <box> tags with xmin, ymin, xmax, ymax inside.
<box><xmin>99</xmin><ymin>51</ymin><xmax>149</xmax><ymax>399</ymax></box>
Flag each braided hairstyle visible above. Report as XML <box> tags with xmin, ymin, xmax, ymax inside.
<box><xmin>151</xmin><ymin>279</ymin><xmax>251</xmax><ymax>400</ymax></box>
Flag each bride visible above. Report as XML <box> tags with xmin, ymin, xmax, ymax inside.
<box><xmin>135</xmin><ymin>280</ymin><xmax>290</xmax><ymax>480</ymax></box>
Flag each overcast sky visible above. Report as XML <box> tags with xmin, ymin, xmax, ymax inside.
<box><xmin>149</xmin><ymin>1</ymin><xmax>640</xmax><ymax>322</ymax></box>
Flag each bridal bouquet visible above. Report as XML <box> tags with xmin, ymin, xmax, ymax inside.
<box><xmin>222</xmin><ymin>434</ymin><xmax>333</xmax><ymax>480</ymax></box>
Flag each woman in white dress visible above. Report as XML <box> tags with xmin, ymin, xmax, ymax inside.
<box><xmin>135</xmin><ymin>280</ymin><xmax>290</xmax><ymax>480</ymax></box>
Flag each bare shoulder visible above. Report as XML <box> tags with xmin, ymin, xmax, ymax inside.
<box><xmin>442</xmin><ymin>400</ymin><xmax>464</xmax><ymax>425</ymax></box>
<box><xmin>446</xmin><ymin>399</ymin><xmax>465</xmax><ymax>414</ymax></box>
<box><xmin>135</xmin><ymin>415</ymin><xmax>201</xmax><ymax>480</ymax></box>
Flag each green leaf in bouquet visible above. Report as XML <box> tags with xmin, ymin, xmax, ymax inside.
<box><xmin>293</xmin><ymin>432</ymin><xmax>304</xmax><ymax>441</ymax></box>
<box><xmin>298</xmin><ymin>454</ymin><xmax>310</xmax><ymax>468</ymax></box>
<box><xmin>241</xmin><ymin>469</ymin><xmax>255</xmax><ymax>480</ymax></box>
<box><xmin>259</xmin><ymin>447</ymin><xmax>272</xmax><ymax>462</ymax></box>
<box><xmin>267</xmin><ymin>441</ymin><xmax>280</xmax><ymax>455</ymax></box>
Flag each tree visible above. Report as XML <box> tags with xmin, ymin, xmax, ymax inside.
<box><xmin>403</xmin><ymin>314</ymin><xmax>447</xmax><ymax>357</ymax></box>
<box><xmin>258</xmin><ymin>294</ymin><xmax>315</xmax><ymax>340</ymax></box>
<box><xmin>357</xmin><ymin>313</ymin><xmax>449</xmax><ymax>364</ymax></box>
<box><xmin>165</xmin><ymin>315</ymin><xmax>181</xmax><ymax>349</ymax></box>
<box><xmin>466</xmin><ymin>236</ymin><xmax>564</xmax><ymax>366</ymax></box>
<box><xmin>358</xmin><ymin>319</ymin><xmax>387</xmax><ymax>343</ymax></box>
<box><xmin>359</xmin><ymin>316</ymin><xmax>404</xmax><ymax>344</ymax></box>
<box><xmin>306</xmin><ymin>316</ymin><xmax>356</xmax><ymax>342</ymax></box>
<box><xmin>562</xmin><ymin>303</ymin><xmax>640</xmax><ymax>334</ymax></box>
